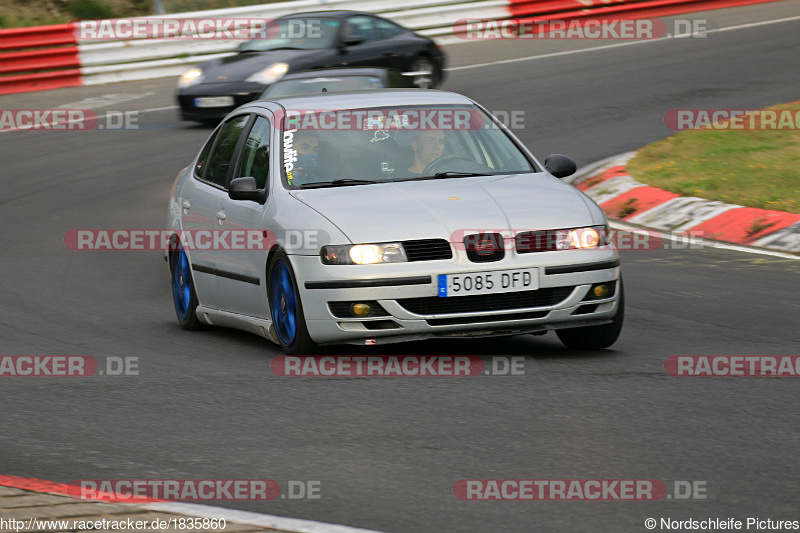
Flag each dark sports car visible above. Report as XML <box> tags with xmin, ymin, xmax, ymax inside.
<box><xmin>176</xmin><ymin>11</ymin><xmax>446</xmax><ymax>122</ymax></box>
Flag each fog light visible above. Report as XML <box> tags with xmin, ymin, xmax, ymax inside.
<box><xmin>351</xmin><ymin>303</ymin><xmax>372</xmax><ymax>317</ymax></box>
<box><xmin>593</xmin><ymin>285</ymin><xmax>610</xmax><ymax>298</ymax></box>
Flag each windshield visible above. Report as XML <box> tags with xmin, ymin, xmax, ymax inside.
<box><xmin>263</xmin><ymin>75</ymin><xmax>385</xmax><ymax>98</ymax></box>
<box><xmin>280</xmin><ymin>105</ymin><xmax>536</xmax><ymax>188</ymax></box>
<box><xmin>239</xmin><ymin>17</ymin><xmax>340</xmax><ymax>51</ymax></box>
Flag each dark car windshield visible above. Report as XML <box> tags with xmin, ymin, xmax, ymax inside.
<box><xmin>263</xmin><ymin>75</ymin><xmax>385</xmax><ymax>98</ymax></box>
<box><xmin>280</xmin><ymin>105</ymin><xmax>536</xmax><ymax>189</ymax></box>
<box><xmin>239</xmin><ymin>17</ymin><xmax>340</xmax><ymax>51</ymax></box>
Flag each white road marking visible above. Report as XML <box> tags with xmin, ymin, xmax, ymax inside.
<box><xmin>139</xmin><ymin>501</ymin><xmax>389</xmax><ymax>533</ymax></box>
<box><xmin>446</xmin><ymin>15</ymin><xmax>800</xmax><ymax>72</ymax></box>
<box><xmin>0</xmin><ymin>106</ymin><xmax>178</xmax><ymax>134</ymax></box>
<box><xmin>55</xmin><ymin>92</ymin><xmax>156</xmax><ymax>109</ymax></box>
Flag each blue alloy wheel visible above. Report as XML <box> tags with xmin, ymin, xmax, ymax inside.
<box><xmin>170</xmin><ymin>242</ymin><xmax>203</xmax><ymax>330</ymax></box>
<box><xmin>268</xmin><ymin>251</ymin><xmax>314</xmax><ymax>354</ymax></box>
<box><xmin>172</xmin><ymin>247</ymin><xmax>191</xmax><ymax>320</ymax></box>
<box><xmin>270</xmin><ymin>260</ymin><xmax>297</xmax><ymax>346</ymax></box>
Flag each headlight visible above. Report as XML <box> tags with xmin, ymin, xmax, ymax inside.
<box><xmin>245</xmin><ymin>62</ymin><xmax>289</xmax><ymax>84</ymax></box>
<box><xmin>556</xmin><ymin>227</ymin><xmax>605</xmax><ymax>250</ymax></box>
<box><xmin>177</xmin><ymin>67</ymin><xmax>204</xmax><ymax>88</ymax></box>
<box><xmin>321</xmin><ymin>243</ymin><xmax>408</xmax><ymax>265</ymax></box>
<box><xmin>516</xmin><ymin>226</ymin><xmax>609</xmax><ymax>252</ymax></box>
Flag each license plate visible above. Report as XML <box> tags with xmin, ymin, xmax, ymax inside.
<box><xmin>438</xmin><ymin>268</ymin><xmax>538</xmax><ymax>297</ymax></box>
<box><xmin>194</xmin><ymin>96</ymin><xmax>234</xmax><ymax>108</ymax></box>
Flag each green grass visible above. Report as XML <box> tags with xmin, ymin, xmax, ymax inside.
<box><xmin>627</xmin><ymin>101</ymin><xmax>800</xmax><ymax>214</ymax></box>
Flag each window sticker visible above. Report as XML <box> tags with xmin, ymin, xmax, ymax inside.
<box><xmin>283</xmin><ymin>128</ymin><xmax>297</xmax><ymax>183</ymax></box>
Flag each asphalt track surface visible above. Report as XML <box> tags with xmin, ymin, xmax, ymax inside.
<box><xmin>1</xmin><ymin>2</ymin><xmax>799</xmax><ymax>532</ymax></box>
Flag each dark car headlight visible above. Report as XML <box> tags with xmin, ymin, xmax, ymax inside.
<box><xmin>245</xmin><ymin>62</ymin><xmax>289</xmax><ymax>84</ymax></box>
<box><xmin>177</xmin><ymin>67</ymin><xmax>204</xmax><ymax>88</ymax></box>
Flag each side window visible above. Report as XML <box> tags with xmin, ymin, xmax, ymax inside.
<box><xmin>374</xmin><ymin>18</ymin><xmax>404</xmax><ymax>39</ymax></box>
<box><xmin>344</xmin><ymin>16</ymin><xmax>379</xmax><ymax>43</ymax></box>
<box><xmin>234</xmin><ymin>116</ymin><xmax>271</xmax><ymax>189</ymax></box>
<box><xmin>203</xmin><ymin>115</ymin><xmax>249</xmax><ymax>187</ymax></box>
<box><xmin>194</xmin><ymin>128</ymin><xmax>220</xmax><ymax>177</ymax></box>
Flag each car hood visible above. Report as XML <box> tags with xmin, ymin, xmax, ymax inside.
<box><xmin>290</xmin><ymin>174</ymin><xmax>601</xmax><ymax>244</ymax></box>
<box><xmin>199</xmin><ymin>49</ymin><xmax>332</xmax><ymax>82</ymax></box>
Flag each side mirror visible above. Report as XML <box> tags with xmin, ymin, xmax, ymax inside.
<box><xmin>229</xmin><ymin>177</ymin><xmax>266</xmax><ymax>203</ymax></box>
<box><xmin>341</xmin><ymin>34</ymin><xmax>364</xmax><ymax>47</ymax></box>
<box><xmin>237</xmin><ymin>41</ymin><xmax>256</xmax><ymax>53</ymax></box>
<box><xmin>544</xmin><ymin>154</ymin><xmax>577</xmax><ymax>179</ymax></box>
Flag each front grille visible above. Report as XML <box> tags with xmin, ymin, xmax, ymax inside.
<box><xmin>328</xmin><ymin>301</ymin><xmax>390</xmax><ymax>318</ymax></box>
<box><xmin>402</xmin><ymin>239</ymin><xmax>452</xmax><ymax>261</ymax></box>
<box><xmin>465</xmin><ymin>233</ymin><xmax>505</xmax><ymax>262</ymax></box>
<box><xmin>397</xmin><ymin>287</ymin><xmax>574</xmax><ymax>315</ymax></box>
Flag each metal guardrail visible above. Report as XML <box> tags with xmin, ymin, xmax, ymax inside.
<box><xmin>0</xmin><ymin>24</ymin><xmax>83</xmax><ymax>93</ymax></box>
<box><xmin>0</xmin><ymin>0</ymin><xmax>781</xmax><ymax>95</ymax></box>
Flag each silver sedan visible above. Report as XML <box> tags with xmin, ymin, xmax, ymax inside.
<box><xmin>166</xmin><ymin>90</ymin><xmax>623</xmax><ymax>353</ymax></box>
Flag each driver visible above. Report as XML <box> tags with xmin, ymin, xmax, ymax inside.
<box><xmin>407</xmin><ymin>129</ymin><xmax>445</xmax><ymax>175</ymax></box>
<box><xmin>292</xmin><ymin>130</ymin><xmax>320</xmax><ymax>182</ymax></box>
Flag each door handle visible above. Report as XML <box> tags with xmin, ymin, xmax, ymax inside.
<box><xmin>216</xmin><ymin>210</ymin><xmax>226</xmax><ymax>225</ymax></box>
<box><xmin>181</xmin><ymin>199</ymin><xmax>191</xmax><ymax>210</ymax></box>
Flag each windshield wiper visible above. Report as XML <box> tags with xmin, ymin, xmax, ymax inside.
<box><xmin>300</xmin><ymin>179</ymin><xmax>381</xmax><ymax>189</ymax></box>
<box><xmin>395</xmin><ymin>171</ymin><xmax>488</xmax><ymax>182</ymax></box>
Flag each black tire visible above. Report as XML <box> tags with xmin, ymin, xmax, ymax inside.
<box><xmin>170</xmin><ymin>243</ymin><xmax>204</xmax><ymax>331</ymax></box>
<box><xmin>268</xmin><ymin>250</ymin><xmax>316</xmax><ymax>355</ymax></box>
<box><xmin>556</xmin><ymin>280</ymin><xmax>624</xmax><ymax>350</ymax></box>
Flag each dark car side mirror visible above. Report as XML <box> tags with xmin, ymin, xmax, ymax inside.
<box><xmin>236</xmin><ymin>41</ymin><xmax>258</xmax><ymax>53</ymax></box>
<box><xmin>229</xmin><ymin>177</ymin><xmax>267</xmax><ymax>203</ymax></box>
<box><xmin>341</xmin><ymin>34</ymin><xmax>365</xmax><ymax>47</ymax></box>
<box><xmin>544</xmin><ymin>154</ymin><xmax>577</xmax><ymax>179</ymax></box>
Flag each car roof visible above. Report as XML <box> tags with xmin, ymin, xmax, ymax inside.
<box><xmin>276</xmin><ymin>68</ymin><xmax>390</xmax><ymax>81</ymax></box>
<box><xmin>247</xmin><ymin>89</ymin><xmax>474</xmax><ymax>111</ymax></box>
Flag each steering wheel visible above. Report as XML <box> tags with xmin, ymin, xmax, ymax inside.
<box><xmin>422</xmin><ymin>154</ymin><xmax>475</xmax><ymax>175</ymax></box>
